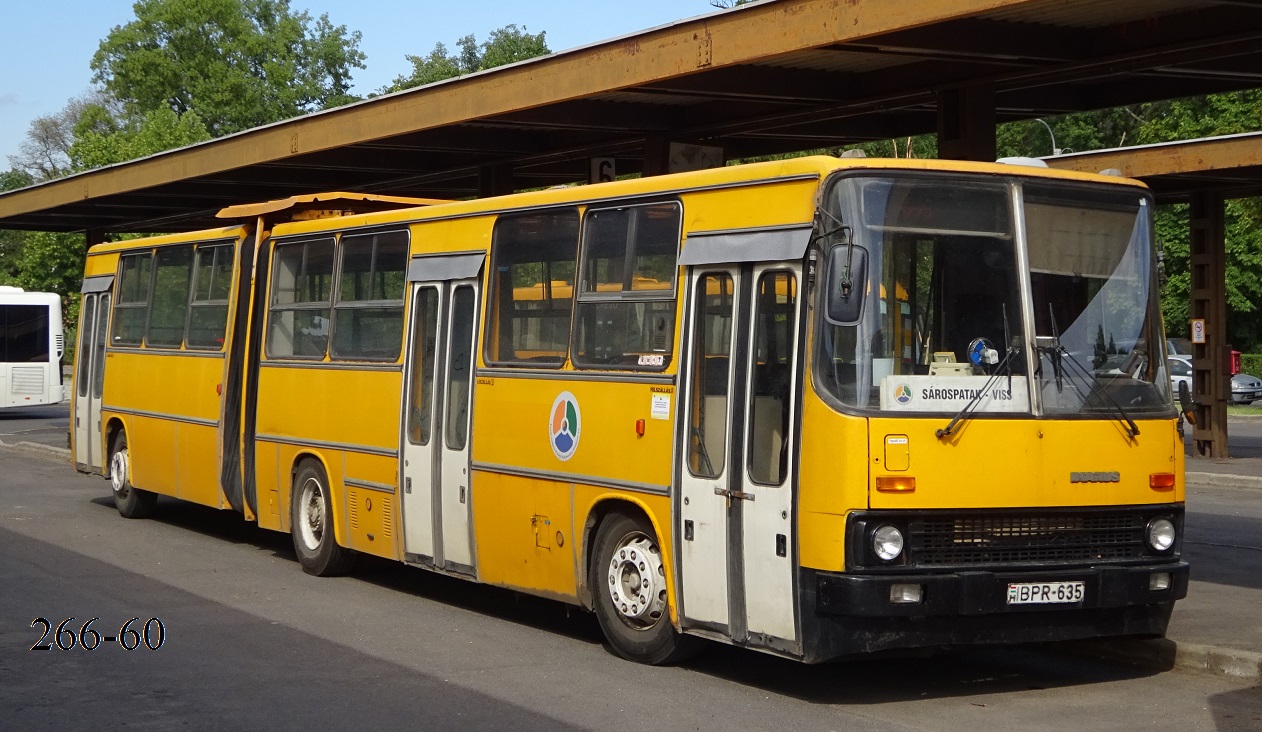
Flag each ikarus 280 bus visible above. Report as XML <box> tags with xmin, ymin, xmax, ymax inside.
<box><xmin>75</xmin><ymin>157</ymin><xmax>1187</xmax><ymax>664</ymax></box>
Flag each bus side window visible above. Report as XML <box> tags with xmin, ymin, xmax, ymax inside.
<box><xmin>76</xmin><ymin>297</ymin><xmax>96</xmax><ymax>396</ymax></box>
<box><xmin>112</xmin><ymin>252</ymin><xmax>152</xmax><ymax>346</ymax></box>
<box><xmin>573</xmin><ymin>202</ymin><xmax>680</xmax><ymax>370</ymax></box>
<box><xmin>407</xmin><ymin>288</ymin><xmax>440</xmax><ymax>445</ymax></box>
<box><xmin>688</xmin><ymin>273</ymin><xmax>734</xmax><ymax>478</ymax></box>
<box><xmin>749</xmin><ymin>271</ymin><xmax>796</xmax><ymax>486</ymax></box>
<box><xmin>146</xmin><ymin>245</ymin><xmax>195</xmax><ymax>348</ymax></box>
<box><xmin>187</xmin><ymin>244</ymin><xmax>234</xmax><ymax>350</ymax></box>
<box><xmin>485</xmin><ymin>210</ymin><xmax>579</xmax><ymax>367</ymax></box>
<box><xmin>332</xmin><ymin>230</ymin><xmax>408</xmax><ymax>361</ymax></box>
<box><xmin>267</xmin><ymin>238</ymin><xmax>335</xmax><ymax>359</ymax></box>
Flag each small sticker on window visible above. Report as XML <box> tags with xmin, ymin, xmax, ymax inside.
<box><xmin>651</xmin><ymin>393</ymin><xmax>671</xmax><ymax>420</ymax></box>
<box><xmin>638</xmin><ymin>354</ymin><xmax>665</xmax><ymax>367</ymax></box>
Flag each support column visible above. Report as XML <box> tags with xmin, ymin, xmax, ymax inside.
<box><xmin>936</xmin><ymin>85</ymin><xmax>996</xmax><ymax>162</ymax></box>
<box><xmin>1189</xmin><ymin>191</ymin><xmax>1229</xmax><ymax>458</ymax></box>
<box><xmin>642</xmin><ymin>135</ymin><xmax>670</xmax><ymax>178</ymax></box>
<box><xmin>84</xmin><ymin>229</ymin><xmax>106</xmax><ymax>247</ymax></box>
<box><xmin>477</xmin><ymin>164</ymin><xmax>514</xmax><ymax>198</ymax></box>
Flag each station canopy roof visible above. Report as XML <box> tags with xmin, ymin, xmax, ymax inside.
<box><xmin>1045</xmin><ymin>131</ymin><xmax>1262</xmax><ymax>202</ymax></box>
<box><xmin>3</xmin><ymin>0</ymin><xmax>1262</xmax><ymax>233</ymax></box>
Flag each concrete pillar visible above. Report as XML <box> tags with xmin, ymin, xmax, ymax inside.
<box><xmin>936</xmin><ymin>85</ymin><xmax>996</xmax><ymax>162</ymax></box>
<box><xmin>1189</xmin><ymin>191</ymin><xmax>1229</xmax><ymax>458</ymax></box>
<box><xmin>478</xmin><ymin>164</ymin><xmax>514</xmax><ymax>198</ymax></box>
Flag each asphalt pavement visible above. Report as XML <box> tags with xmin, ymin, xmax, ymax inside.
<box><xmin>2</xmin><ymin>449</ymin><xmax>1259</xmax><ymax>731</ymax></box>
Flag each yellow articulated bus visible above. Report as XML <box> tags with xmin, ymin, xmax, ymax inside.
<box><xmin>72</xmin><ymin>156</ymin><xmax>1187</xmax><ymax>664</ymax></box>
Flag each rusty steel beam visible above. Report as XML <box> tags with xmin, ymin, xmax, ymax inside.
<box><xmin>1043</xmin><ymin>132</ymin><xmax>1262</xmax><ymax>189</ymax></box>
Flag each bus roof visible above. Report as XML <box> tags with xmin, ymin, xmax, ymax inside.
<box><xmin>266</xmin><ymin>155</ymin><xmax>1150</xmax><ymax>239</ymax></box>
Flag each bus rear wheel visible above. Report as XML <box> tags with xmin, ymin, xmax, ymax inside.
<box><xmin>591</xmin><ymin>511</ymin><xmax>702</xmax><ymax>665</ymax></box>
<box><xmin>109</xmin><ymin>432</ymin><xmax>156</xmax><ymax>519</ymax></box>
<box><xmin>290</xmin><ymin>460</ymin><xmax>356</xmax><ymax>577</ymax></box>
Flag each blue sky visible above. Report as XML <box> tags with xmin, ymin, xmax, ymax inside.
<box><xmin>1</xmin><ymin>1</ymin><xmax>725</xmax><ymax>165</ymax></box>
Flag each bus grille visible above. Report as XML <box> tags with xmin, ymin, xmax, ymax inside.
<box><xmin>10</xmin><ymin>366</ymin><xmax>45</xmax><ymax>395</ymax></box>
<box><xmin>909</xmin><ymin>512</ymin><xmax>1148</xmax><ymax>567</ymax></box>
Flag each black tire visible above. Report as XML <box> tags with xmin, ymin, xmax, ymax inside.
<box><xmin>591</xmin><ymin>511</ymin><xmax>703</xmax><ymax>665</ymax></box>
<box><xmin>290</xmin><ymin>459</ymin><xmax>356</xmax><ymax>577</ymax></box>
<box><xmin>109</xmin><ymin>431</ymin><xmax>157</xmax><ymax>519</ymax></box>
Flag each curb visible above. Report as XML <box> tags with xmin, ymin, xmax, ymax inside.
<box><xmin>1186</xmin><ymin>471</ymin><xmax>1262</xmax><ymax>490</ymax></box>
<box><xmin>1063</xmin><ymin>638</ymin><xmax>1262</xmax><ymax>681</ymax></box>
<box><xmin>0</xmin><ymin>438</ymin><xmax>72</xmax><ymax>459</ymax></box>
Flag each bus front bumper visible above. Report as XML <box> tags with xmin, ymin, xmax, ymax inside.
<box><xmin>800</xmin><ymin>562</ymin><xmax>1188</xmax><ymax>661</ymax></box>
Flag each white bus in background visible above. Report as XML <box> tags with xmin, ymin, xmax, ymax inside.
<box><xmin>0</xmin><ymin>286</ymin><xmax>65</xmax><ymax>408</ymax></box>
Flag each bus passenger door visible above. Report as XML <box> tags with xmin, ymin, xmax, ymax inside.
<box><xmin>678</xmin><ymin>264</ymin><xmax>801</xmax><ymax>649</ymax></box>
<box><xmin>73</xmin><ymin>291</ymin><xmax>110</xmax><ymax>472</ymax></box>
<box><xmin>400</xmin><ymin>285</ymin><xmax>442</xmax><ymax>561</ymax></box>
<box><xmin>400</xmin><ymin>278</ymin><xmax>480</xmax><ymax>574</ymax></box>
<box><xmin>435</xmin><ymin>281</ymin><xmax>479</xmax><ymax>573</ymax></box>
<box><xmin>737</xmin><ymin>266</ymin><xmax>801</xmax><ymax>646</ymax></box>
<box><xmin>678</xmin><ymin>268</ymin><xmax>739</xmax><ymax>634</ymax></box>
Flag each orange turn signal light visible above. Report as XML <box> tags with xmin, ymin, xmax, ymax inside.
<box><xmin>876</xmin><ymin>476</ymin><xmax>916</xmax><ymax>493</ymax></box>
<box><xmin>635</xmin><ymin>419</ymin><xmax>646</xmax><ymax>437</ymax></box>
<box><xmin>1149</xmin><ymin>473</ymin><xmax>1176</xmax><ymax>491</ymax></box>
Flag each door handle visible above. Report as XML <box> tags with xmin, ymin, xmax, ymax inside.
<box><xmin>714</xmin><ymin>486</ymin><xmax>755</xmax><ymax>501</ymax></box>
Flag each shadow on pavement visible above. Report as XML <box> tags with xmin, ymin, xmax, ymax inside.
<box><xmin>0</xmin><ymin>526</ymin><xmax>583</xmax><ymax>732</ymax></box>
<box><xmin>1208</xmin><ymin>683</ymin><xmax>1262</xmax><ymax>732</ymax></box>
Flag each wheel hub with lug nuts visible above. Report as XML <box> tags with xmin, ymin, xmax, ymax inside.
<box><xmin>110</xmin><ymin>450</ymin><xmax>129</xmax><ymax>497</ymax></box>
<box><xmin>300</xmin><ymin>478</ymin><xmax>325</xmax><ymax>549</ymax></box>
<box><xmin>607</xmin><ymin>533</ymin><xmax>667</xmax><ymax>627</ymax></box>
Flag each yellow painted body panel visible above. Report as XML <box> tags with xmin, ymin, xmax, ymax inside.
<box><xmin>796</xmin><ymin>391</ymin><xmax>871</xmax><ymax>572</ymax></box>
<box><xmin>254</xmin><ymin>366</ymin><xmax>403</xmax><ymax>559</ymax></box>
<box><xmin>86</xmin><ymin>226</ymin><xmax>246</xmax><ymax>256</ymax></box>
<box><xmin>254</xmin><ymin>367</ymin><xmax>402</xmax><ymax>450</ymax></box>
<box><xmin>101</xmin><ymin>351</ymin><xmax>228</xmax><ymax>507</ymax></box>
<box><xmin>471</xmin><ymin>471</ymin><xmax>579</xmax><ymax>601</ymax></box>
<box><xmin>472</xmin><ymin>376</ymin><xmax>676</xmax><ymax>489</ymax></box>
<box><xmin>680</xmin><ymin>177</ymin><xmax>818</xmax><ymax>234</ymax></box>
<box><xmin>866</xmin><ymin>417</ymin><xmax>1183</xmax><ymax>510</ymax></box>
<box><xmin>84</xmin><ymin>252</ymin><xmax>119</xmax><ymax>278</ymax></box>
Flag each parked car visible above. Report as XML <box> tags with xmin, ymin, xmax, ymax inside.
<box><xmin>1235</xmin><ymin>372</ymin><xmax>1262</xmax><ymax>405</ymax></box>
<box><xmin>1168</xmin><ymin>355</ymin><xmax>1193</xmax><ymax>396</ymax></box>
<box><xmin>1167</xmin><ymin>338</ymin><xmax>1193</xmax><ymax>357</ymax></box>
<box><xmin>1168</xmin><ymin>354</ymin><xmax>1262</xmax><ymax>405</ymax></box>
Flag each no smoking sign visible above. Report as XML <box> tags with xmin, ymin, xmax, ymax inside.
<box><xmin>1191</xmin><ymin>318</ymin><xmax>1207</xmax><ymax>344</ymax></box>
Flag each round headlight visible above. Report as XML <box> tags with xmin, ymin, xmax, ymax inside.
<box><xmin>873</xmin><ymin>525</ymin><xmax>904</xmax><ymax>561</ymax></box>
<box><xmin>1146</xmin><ymin>518</ymin><xmax>1176</xmax><ymax>552</ymax></box>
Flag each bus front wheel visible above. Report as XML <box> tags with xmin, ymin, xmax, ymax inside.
<box><xmin>290</xmin><ymin>460</ymin><xmax>356</xmax><ymax>577</ymax></box>
<box><xmin>109</xmin><ymin>432</ymin><xmax>156</xmax><ymax>519</ymax></box>
<box><xmin>591</xmin><ymin>511</ymin><xmax>702</xmax><ymax>665</ymax></box>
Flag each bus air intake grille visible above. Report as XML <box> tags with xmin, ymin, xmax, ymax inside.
<box><xmin>908</xmin><ymin>512</ymin><xmax>1148</xmax><ymax>567</ymax></box>
<box><xmin>11</xmin><ymin>366</ymin><xmax>45</xmax><ymax>395</ymax></box>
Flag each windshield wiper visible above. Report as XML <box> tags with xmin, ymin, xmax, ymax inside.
<box><xmin>935</xmin><ymin>345</ymin><xmax>1019</xmax><ymax>439</ymax></box>
<box><xmin>1036</xmin><ymin>333</ymin><xmax>1140</xmax><ymax>439</ymax></box>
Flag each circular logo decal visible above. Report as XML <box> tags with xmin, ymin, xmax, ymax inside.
<box><xmin>549</xmin><ymin>391</ymin><xmax>581</xmax><ymax>461</ymax></box>
<box><xmin>894</xmin><ymin>384</ymin><xmax>912</xmax><ymax>405</ymax></box>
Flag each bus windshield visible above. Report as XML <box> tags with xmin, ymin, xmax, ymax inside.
<box><xmin>814</xmin><ymin>172</ymin><xmax>1172</xmax><ymax>417</ymax></box>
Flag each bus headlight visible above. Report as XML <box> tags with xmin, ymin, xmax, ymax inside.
<box><xmin>1146</xmin><ymin>518</ymin><xmax>1176</xmax><ymax>552</ymax></box>
<box><xmin>873</xmin><ymin>525</ymin><xmax>904</xmax><ymax>561</ymax></box>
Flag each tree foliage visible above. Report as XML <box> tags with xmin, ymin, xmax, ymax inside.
<box><xmin>69</xmin><ymin>105</ymin><xmax>211</xmax><ymax>172</ymax></box>
<box><xmin>381</xmin><ymin>25</ymin><xmax>549</xmax><ymax>94</ymax></box>
<box><xmin>91</xmin><ymin>0</ymin><xmax>365</xmax><ymax>136</ymax></box>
